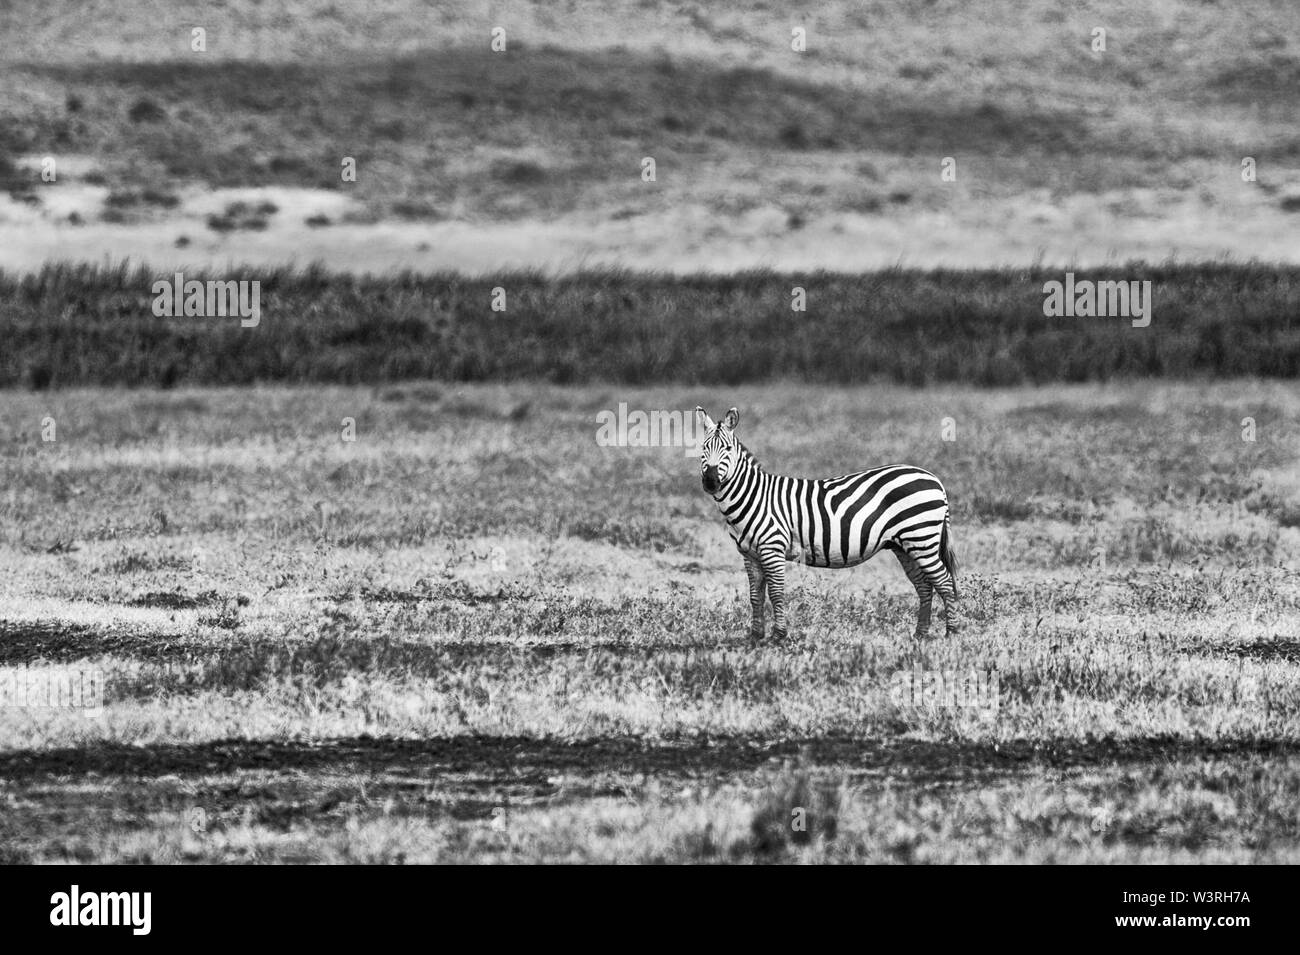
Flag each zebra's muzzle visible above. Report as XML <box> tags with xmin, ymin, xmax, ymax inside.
<box><xmin>702</xmin><ymin>466</ymin><xmax>721</xmax><ymax>494</ymax></box>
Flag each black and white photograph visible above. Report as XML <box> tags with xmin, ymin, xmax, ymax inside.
<box><xmin>0</xmin><ymin>0</ymin><xmax>1297</xmax><ymax>895</ymax></box>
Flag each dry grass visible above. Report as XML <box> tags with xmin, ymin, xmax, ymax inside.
<box><xmin>0</xmin><ymin>380</ymin><xmax>1298</xmax><ymax>862</ymax></box>
<box><xmin>1</xmin><ymin>2</ymin><xmax>1298</xmax><ymax>271</ymax></box>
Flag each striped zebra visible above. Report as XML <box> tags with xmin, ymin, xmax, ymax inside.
<box><xmin>696</xmin><ymin>406</ymin><xmax>959</xmax><ymax>640</ymax></box>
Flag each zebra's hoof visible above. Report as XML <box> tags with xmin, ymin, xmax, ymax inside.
<box><xmin>912</xmin><ymin>628</ymin><xmax>929</xmax><ymax>640</ymax></box>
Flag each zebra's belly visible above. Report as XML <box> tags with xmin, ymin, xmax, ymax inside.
<box><xmin>730</xmin><ymin>530</ymin><xmax>881</xmax><ymax>567</ymax></box>
<box><xmin>800</xmin><ymin>543</ymin><xmax>880</xmax><ymax>569</ymax></box>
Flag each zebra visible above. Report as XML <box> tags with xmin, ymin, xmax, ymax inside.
<box><xmin>695</xmin><ymin>406</ymin><xmax>959</xmax><ymax>640</ymax></box>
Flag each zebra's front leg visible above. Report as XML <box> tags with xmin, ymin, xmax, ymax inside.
<box><xmin>743</xmin><ymin>555</ymin><xmax>767</xmax><ymax>639</ymax></box>
<box><xmin>759</xmin><ymin>547</ymin><xmax>789</xmax><ymax>640</ymax></box>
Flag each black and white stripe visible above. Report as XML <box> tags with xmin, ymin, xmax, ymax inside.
<box><xmin>697</xmin><ymin>406</ymin><xmax>959</xmax><ymax>639</ymax></box>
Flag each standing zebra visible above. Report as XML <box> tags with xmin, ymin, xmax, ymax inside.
<box><xmin>696</xmin><ymin>406</ymin><xmax>959</xmax><ymax>640</ymax></box>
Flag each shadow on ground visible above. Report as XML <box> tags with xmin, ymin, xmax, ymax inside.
<box><xmin>5</xmin><ymin>733</ymin><xmax>1298</xmax><ymax>783</ymax></box>
<box><xmin>0</xmin><ymin>620</ymin><xmax>189</xmax><ymax>665</ymax></box>
<box><xmin>0</xmin><ymin>616</ymin><xmax>785</xmax><ymax>671</ymax></box>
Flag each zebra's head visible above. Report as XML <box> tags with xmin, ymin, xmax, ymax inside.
<box><xmin>695</xmin><ymin>406</ymin><xmax>740</xmax><ymax>495</ymax></box>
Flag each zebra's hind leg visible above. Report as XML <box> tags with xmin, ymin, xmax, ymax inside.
<box><xmin>897</xmin><ymin>538</ymin><xmax>960</xmax><ymax>636</ymax></box>
<box><xmin>743</xmin><ymin>555</ymin><xmax>767</xmax><ymax>639</ymax></box>
<box><xmin>892</xmin><ymin>547</ymin><xmax>934</xmax><ymax>639</ymax></box>
<box><xmin>930</xmin><ymin>570</ymin><xmax>959</xmax><ymax>635</ymax></box>
<box><xmin>916</xmin><ymin>556</ymin><xmax>960</xmax><ymax>636</ymax></box>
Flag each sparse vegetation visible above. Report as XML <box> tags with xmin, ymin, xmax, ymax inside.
<box><xmin>0</xmin><ymin>0</ymin><xmax>1295</xmax><ymax>231</ymax></box>
<box><xmin>1</xmin><ymin>0</ymin><xmax>1298</xmax><ymax>867</ymax></box>
<box><xmin>0</xmin><ymin>381</ymin><xmax>1297</xmax><ymax>862</ymax></box>
<box><xmin>206</xmin><ymin>201</ymin><xmax>278</xmax><ymax>232</ymax></box>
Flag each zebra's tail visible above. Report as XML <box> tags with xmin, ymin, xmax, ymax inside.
<box><xmin>940</xmin><ymin>516</ymin><xmax>958</xmax><ymax>593</ymax></box>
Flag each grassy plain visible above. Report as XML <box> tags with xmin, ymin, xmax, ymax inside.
<box><xmin>1</xmin><ymin>380</ymin><xmax>1298</xmax><ymax>862</ymax></box>
<box><xmin>2</xmin><ymin>1</ymin><xmax>1298</xmax><ymax>271</ymax></box>
<box><xmin>3</xmin><ymin>0</ymin><xmax>1296</xmax><ymax>219</ymax></box>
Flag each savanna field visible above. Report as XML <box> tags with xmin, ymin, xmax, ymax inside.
<box><xmin>2</xmin><ymin>0</ymin><xmax>1300</xmax><ymax>865</ymax></box>
<box><xmin>2</xmin><ymin>379</ymin><xmax>1298</xmax><ymax>862</ymax></box>
<box><xmin>2</xmin><ymin>0</ymin><xmax>1299</xmax><ymax>270</ymax></box>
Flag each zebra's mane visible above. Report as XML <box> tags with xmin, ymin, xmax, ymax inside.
<box><xmin>733</xmin><ymin>436</ymin><xmax>763</xmax><ymax>470</ymax></box>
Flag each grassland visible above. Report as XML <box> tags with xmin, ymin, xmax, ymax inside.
<box><xmin>2</xmin><ymin>263</ymin><xmax>1299</xmax><ymax>389</ymax></box>
<box><xmin>2</xmin><ymin>381</ymin><xmax>1298</xmax><ymax>862</ymax></box>
<box><xmin>3</xmin><ymin>0</ymin><xmax>1296</xmax><ymax>219</ymax></box>
<box><xmin>2</xmin><ymin>1</ymin><xmax>1298</xmax><ymax>271</ymax></box>
<box><xmin>2</xmin><ymin>0</ymin><xmax>1299</xmax><ymax>867</ymax></box>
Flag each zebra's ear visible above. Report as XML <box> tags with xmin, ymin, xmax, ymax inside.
<box><xmin>695</xmin><ymin>406</ymin><xmax>716</xmax><ymax>431</ymax></box>
<box><xmin>723</xmin><ymin>407</ymin><xmax>739</xmax><ymax>431</ymax></box>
